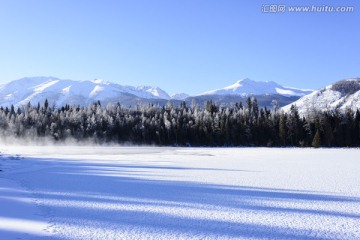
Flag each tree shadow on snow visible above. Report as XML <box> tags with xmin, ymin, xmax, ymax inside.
<box><xmin>1</xmin><ymin>155</ymin><xmax>360</xmax><ymax>239</ymax></box>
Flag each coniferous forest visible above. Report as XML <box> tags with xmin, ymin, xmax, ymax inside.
<box><xmin>0</xmin><ymin>98</ymin><xmax>360</xmax><ymax>147</ymax></box>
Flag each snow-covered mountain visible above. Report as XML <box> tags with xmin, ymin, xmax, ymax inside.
<box><xmin>0</xmin><ymin>77</ymin><xmax>171</xmax><ymax>107</ymax></box>
<box><xmin>282</xmin><ymin>78</ymin><xmax>360</xmax><ymax>115</ymax></box>
<box><xmin>0</xmin><ymin>76</ymin><xmax>316</xmax><ymax>108</ymax></box>
<box><xmin>171</xmin><ymin>93</ymin><xmax>190</xmax><ymax>100</ymax></box>
<box><xmin>200</xmin><ymin>78</ymin><xmax>313</xmax><ymax>97</ymax></box>
<box><xmin>135</xmin><ymin>85</ymin><xmax>170</xmax><ymax>100</ymax></box>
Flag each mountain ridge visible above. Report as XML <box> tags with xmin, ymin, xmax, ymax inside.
<box><xmin>0</xmin><ymin>76</ymin><xmax>313</xmax><ymax>108</ymax></box>
<box><xmin>200</xmin><ymin>78</ymin><xmax>313</xmax><ymax>97</ymax></box>
<box><xmin>0</xmin><ymin>77</ymin><xmax>171</xmax><ymax>107</ymax></box>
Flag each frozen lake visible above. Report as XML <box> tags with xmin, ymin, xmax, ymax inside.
<box><xmin>0</xmin><ymin>146</ymin><xmax>360</xmax><ymax>239</ymax></box>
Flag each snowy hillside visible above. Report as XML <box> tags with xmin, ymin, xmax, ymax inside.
<box><xmin>282</xmin><ymin>78</ymin><xmax>360</xmax><ymax>115</ymax></box>
<box><xmin>201</xmin><ymin>78</ymin><xmax>313</xmax><ymax>97</ymax></box>
<box><xmin>0</xmin><ymin>77</ymin><xmax>171</xmax><ymax>107</ymax></box>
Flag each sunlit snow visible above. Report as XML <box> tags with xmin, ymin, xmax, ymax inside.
<box><xmin>0</xmin><ymin>146</ymin><xmax>359</xmax><ymax>239</ymax></box>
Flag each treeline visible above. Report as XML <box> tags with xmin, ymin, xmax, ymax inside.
<box><xmin>0</xmin><ymin>98</ymin><xmax>359</xmax><ymax>147</ymax></box>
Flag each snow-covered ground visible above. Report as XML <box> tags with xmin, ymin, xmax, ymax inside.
<box><xmin>0</xmin><ymin>146</ymin><xmax>359</xmax><ymax>239</ymax></box>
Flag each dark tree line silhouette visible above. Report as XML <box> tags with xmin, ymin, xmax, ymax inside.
<box><xmin>0</xmin><ymin>98</ymin><xmax>359</xmax><ymax>147</ymax></box>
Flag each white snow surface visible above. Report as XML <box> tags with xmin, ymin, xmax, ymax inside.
<box><xmin>201</xmin><ymin>79</ymin><xmax>313</xmax><ymax>97</ymax></box>
<box><xmin>0</xmin><ymin>146</ymin><xmax>360</xmax><ymax>240</ymax></box>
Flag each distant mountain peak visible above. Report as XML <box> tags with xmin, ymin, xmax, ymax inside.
<box><xmin>230</xmin><ymin>78</ymin><xmax>256</xmax><ymax>86</ymax></box>
<box><xmin>135</xmin><ymin>85</ymin><xmax>170</xmax><ymax>99</ymax></box>
<box><xmin>200</xmin><ymin>78</ymin><xmax>312</xmax><ymax>97</ymax></box>
<box><xmin>91</xmin><ymin>79</ymin><xmax>110</xmax><ymax>85</ymax></box>
<box><xmin>171</xmin><ymin>93</ymin><xmax>190</xmax><ymax>100</ymax></box>
<box><xmin>236</xmin><ymin>78</ymin><xmax>251</xmax><ymax>83</ymax></box>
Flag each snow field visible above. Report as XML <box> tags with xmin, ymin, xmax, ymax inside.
<box><xmin>0</xmin><ymin>147</ymin><xmax>359</xmax><ymax>239</ymax></box>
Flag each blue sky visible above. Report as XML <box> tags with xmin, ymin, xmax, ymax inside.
<box><xmin>0</xmin><ymin>0</ymin><xmax>359</xmax><ymax>95</ymax></box>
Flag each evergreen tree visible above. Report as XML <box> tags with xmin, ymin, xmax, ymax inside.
<box><xmin>312</xmin><ymin>129</ymin><xmax>321</xmax><ymax>148</ymax></box>
<box><xmin>279</xmin><ymin>113</ymin><xmax>287</xmax><ymax>146</ymax></box>
<box><xmin>0</xmin><ymin>97</ymin><xmax>358</xmax><ymax>147</ymax></box>
<box><xmin>44</xmin><ymin>99</ymin><xmax>49</xmax><ymax>110</ymax></box>
<box><xmin>286</xmin><ymin>105</ymin><xmax>301</xmax><ymax>146</ymax></box>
